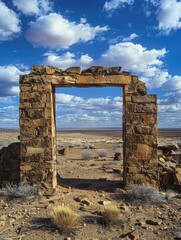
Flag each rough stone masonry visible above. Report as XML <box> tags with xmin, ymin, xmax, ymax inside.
<box><xmin>0</xmin><ymin>65</ymin><xmax>159</xmax><ymax>190</ymax></box>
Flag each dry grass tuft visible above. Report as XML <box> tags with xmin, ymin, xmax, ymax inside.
<box><xmin>97</xmin><ymin>149</ymin><xmax>108</xmax><ymax>157</ymax></box>
<box><xmin>126</xmin><ymin>185</ymin><xmax>167</xmax><ymax>205</ymax></box>
<box><xmin>102</xmin><ymin>204</ymin><xmax>120</xmax><ymax>222</ymax></box>
<box><xmin>82</xmin><ymin>149</ymin><xmax>92</xmax><ymax>160</ymax></box>
<box><xmin>50</xmin><ymin>205</ymin><xmax>78</xmax><ymax>233</ymax></box>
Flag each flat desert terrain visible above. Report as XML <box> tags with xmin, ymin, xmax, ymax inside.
<box><xmin>0</xmin><ymin>129</ymin><xmax>180</xmax><ymax>240</ymax></box>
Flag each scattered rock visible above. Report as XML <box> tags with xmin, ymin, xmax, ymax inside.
<box><xmin>81</xmin><ymin>198</ymin><xmax>92</xmax><ymax>206</ymax></box>
<box><xmin>98</xmin><ymin>200</ymin><xmax>111</xmax><ymax>205</ymax></box>
<box><xmin>0</xmin><ymin>220</ymin><xmax>6</xmax><ymax>227</ymax></box>
<box><xmin>114</xmin><ymin>152</ymin><xmax>121</xmax><ymax>161</ymax></box>
<box><xmin>174</xmin><ymin>165</ymin><xmax>181</xmax><ymax>187</ymax></box>
<box><xmin>145</xmin><ymin>219</ymin><xmax>161</xmax><ymax>226</ymax></box>
<box><xmin>158</xmin><ymin>143</ymin><xmax>178</xmax><ymax>155</ymax></box>
<box><xmin>58</xmin><ymin>148</ymin><xmax>68</xmax><ymax>155</ymax></box>
<box><xmin>120</xmin><ymin>230</ymin><xmax>140</xmax><ymax>240</ymax></box>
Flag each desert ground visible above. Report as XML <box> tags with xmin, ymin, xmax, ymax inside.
<box><xmin>0</xmin><ymin>129</ymin><xmax>181</xmax><ymax>240</ymax></box>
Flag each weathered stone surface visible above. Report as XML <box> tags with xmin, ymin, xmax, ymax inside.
<box><xmin>134</xmin><ymin>103</ymin><xmax>157</xmax><ymax>113</ymax></box>
<box><xmin>0</xmin><ymin>142</ymin><xmax>20</xmax><ymax>184</ymax></box>
<box><xmin>174</xmin><ymin>165</ymin><xmax>181</xmax><ymax>186</ymax></box>
<box><xmin>135</xmin><ymin>144</ymin><xmax>152</xmax><ymax>158</ymax></box>
<box><xmin>158</xmin><ymin>143</ymin><xmax>178</xmax><ymax>155</ymax></box>
<box><xmin>132</xmin><ymin>95</ymin><xmax>156</xmax><ymax>103</ymax></box>
<box><xmin>65</xmin><ymin>67</ymin><xmax>81</xmax><ymax>74</ymax></box>
<box><xmin>58</xmin><ymin>148</ymin><xmax>67</xmax><ymax>155</ymax></box>
<box><xmin>12</xmin><ymin>65</ymin><xmax>159</xmax><ymax>190</ymax></box>
<box><xmin>135</xmin><ymin>125</ymin><xmax>152</xmax><ymax>134</ymax></box>
<box><xmin>136</xmin><ymin>82</ymin><xmax>147</xmax><ymax>95</ymax></box>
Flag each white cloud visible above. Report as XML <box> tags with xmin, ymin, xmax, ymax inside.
<box><xmin>162</xmin><ymin>76</ymin><xmax>181</xmax><ymax>90</ymax></box>
<box><xmin>56</xmin><ymin>93</ymin><xmax>83</xmax><ymax>104</ymax></box>
<box><xmin>103</xmin><ymin>0</ymin><xmax>134</xmax><ymax>12</ymax></box>
<box><xmin>0</xmin><ymin>65</ymin><xmax>27</xmax><ymax>96</ymax></box>
<box><xmin>55</xmin><ymin>93</ymin><xmax>123</xmax><ymax>128</ymax></box>
<box><xmin>43</xmin><ymin>52</ymin><xmax>93</xmax><ymax>69</ymax></box>
<box><xmin>26</xmin><ymin>13</ymin><xmax>108</xmax><ymax>48</ymax></box>
<box><xmin>0</xmin><ymin>1</ymin><xmax>21</xmax><ymax>41</ymax></box>
<box><xmin>97</xmin><ymin>41</ymin><xmax>167</xmax><ymax>88</ymax></box>
<box><xmin>122</xmin><ymin>33</ymin><xmax>139</xmax><ymax>41</ymax></box>
<box><xmin>157</xmin><ymin>0</ymin><xmax>181</xmax><ymax>34</ymax></box>
<box><xmin>12</xmin><ymin>0</ymin><xmax>52</xmax><ymax>16</ymax></box>
<box><xmin>0</xmin><ymin>105</ymin><xmax>19</xmax><ymax>128</ymax></box>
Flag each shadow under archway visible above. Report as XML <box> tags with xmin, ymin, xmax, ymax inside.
<box><xmin>57</xmin><ymin>173</ymin><xmax>124</xmax><ymax>192</ymax></box>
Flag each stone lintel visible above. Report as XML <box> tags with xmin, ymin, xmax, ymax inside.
<box><xmin>20</xmin><ymin>73</ymin><xmax>131</xmax><ymax>86</ymax></box>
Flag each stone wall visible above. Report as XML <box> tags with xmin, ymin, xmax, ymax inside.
<box><xmin>0</xmin><ymin>65</ymin><xmax>159</xmax><ymax>189</ymax></box>
<box><xmin>123</xmin><ymin>75</ymin><xmax>158</xmax><ymax>187</ymax></box>
<box><xmin>0</xmin><ymin>142</ymin><xmax>20</xmax><ymax>185</ymax></box>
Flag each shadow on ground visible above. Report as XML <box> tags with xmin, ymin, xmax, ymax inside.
<box><xmin>57</xmin><ymin>173</ymin><xmax>124</xmax><ymax>192</ymax></box>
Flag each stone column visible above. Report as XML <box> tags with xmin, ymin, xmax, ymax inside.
<box><xmin>19</xmin><ymin>69</ymin><xmax>57</xmax><ymax>190</ymax></box>
<box><xmin>123</xmin><ymin>75</ymin><xmax>159</xmax><ymax>187</ymax></box>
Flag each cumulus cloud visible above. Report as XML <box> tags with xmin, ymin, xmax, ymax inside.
<box><xmin>103</xmin><ymin>0</ymin><xmax>134</xmax><ymax>12</ymax></box>
<box><xmin>0</xmin><ymin>1</ymin><xmax>21</xmax><ymax>41</ymax></box>
<box><xmin>55</xmin><ymin>93</ymin><xmax>122</xmax><ymax>128</ymax></box>
<box><xmin>97</xmin><ymin>41</ymin><xmax>167</xmax><ymax>88</ymax></box>
<box><xmin>0</xmin><ymin>105</ymin><xmax>19</xmax><ymax>128</ymax></box>
<box><xmin>12</xmin><ymin>0</ymin><xmax>52</xmax><ymax>16</ymax></box>
<box><xmin>157</xmin><ymin>0</ymin><xmax>181</xmax><ymax>34</ymax></box>
<box><xmin>122</xmin><ymin>33</ymin><xmax>139</xmax><ymax>41</ymax></box>
<box><xmin>26</xmin><ymin>13</ymin><xmax>108</xmax><ymax>48</ymax></box>
<box><xmin>162</xmin><ymin>76</ymin><xmax>181</xmax><ymax>90</ymax></box>
<box><xmin>43</xmin><ymin>52</ymin><xmax>93</xmax><ymax>69</ymax></box>
<box><xmin>0</xmin><ymin>65</ymin><xmax>27</xmax><ymax>96</ymax></box>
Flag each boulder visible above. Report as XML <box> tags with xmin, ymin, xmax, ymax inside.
<box><xmin>58</xmin><ymin>148</ymin><xmax>67</xmax><ymax>155</ymax></box>
<box><xmin>174</xmin><ymin>165</ymin><xmax>181</xmax><ymax>187</ymax></box>
<box><xmin>158</xmin><ymin>143</ymin><xmax>178</xmax><ymax>155</ymax></box>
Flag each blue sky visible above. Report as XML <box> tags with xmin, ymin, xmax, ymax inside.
<box><xmin>0</xmin><ymin>0</ymin><xmax>181</xmax><ymax>129</ymax></box>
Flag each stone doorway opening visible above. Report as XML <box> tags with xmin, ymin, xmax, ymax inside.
<box><xmin>18</xmin><ymin>65</ymin><xmax>159</xmax><ymax>191</ymax></box>
<box><xmin>55</xmin><ymin>87</ymin><xmax>124</xmax><ymax>191</ymax></box>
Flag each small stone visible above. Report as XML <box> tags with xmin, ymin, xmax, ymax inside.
<box><xmin>120</xmin><ymin>204</ymin><xmax>129</xmax><ymax>211</ymax></box>
<box><xmin>145</xmin><ymin>219</ymin><xmax>160</xmax><ymax>226</ymax></box>
<box><xmin>81</xmin><ymin>198</ymin><xmax>92</xmax><ymax>206</ymax></box>
<box><xmin>0</xmin><ymin>220</ymin><xmax>6</xmax><ymax>228</ymax></box>
<box><xmin>98</xmin><ymin>200</ymin><xmax>111</xmax><ymax>205</ymax></box>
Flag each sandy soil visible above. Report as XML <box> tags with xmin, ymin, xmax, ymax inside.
<box><xmin>0</xmin><ymin>130</ymin><xmax>181</xmax><ymax>240</ymax></box>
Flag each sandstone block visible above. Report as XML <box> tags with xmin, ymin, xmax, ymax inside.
<box><xmin>132</xmin><ymin>95</ymin><xmax>156</xmax><ymax>103</ymax></box>
<box><xmin>27</xmin><ymin>147</ymin><xmax>44</xmax><ymax>154</ymax></box>
<box><xmin>134</xmin><ymin>103</ymin><xmax>157</xmax><ymax>113</ymax></box>
<box><xmin>135</xmin><ymin>144</ymin><xmax>152</xmax><ymax>158</ymax></box>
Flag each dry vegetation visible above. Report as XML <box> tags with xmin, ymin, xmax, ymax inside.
<box><xmin>0</xmin><ymin>130</ymin><xmax>180</xmax><ymax>239</ymax></box>
<box><xmin>50</xmin><ymin>205</ymin><xmax>78</xmax><ymax>234</ymax></box>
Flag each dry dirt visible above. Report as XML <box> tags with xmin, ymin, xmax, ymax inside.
<box><xmin>0</xmin><ymin>130</ymin><xmax>181</xmax><ymax>240</ymax></box>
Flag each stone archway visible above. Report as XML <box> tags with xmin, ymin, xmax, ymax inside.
<box><xmin>19</xmin><ymin>65</ymin><xmax>159</xmax><ymax>190</ymax></box>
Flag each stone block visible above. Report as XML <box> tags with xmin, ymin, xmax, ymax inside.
<box><xmin>134</xmin><ymin>103</ymin><xmax>157</xmax><ymax>113</ymax></box>
<box><xmin>135</xmin><ymin>125</ymin><xmax>152</xmax><ymax>134</ymax></box>
<box><xmin>135</xmin><ymin>144</ymin><xmax>152</xmax><ymax>158</ymax></box>
<box><xmin>45</xmin><ymin>66</ymin><xmax>63</xmax><ymax>74</ymax></box>
<box><xmin>136</xmin><ymin>82</ymin><xmax>147</xmax><ymax>95</ymax></box>
<box><xmin>30</xmin><ymin>65</ymin><xmax>45</xmax><ymax>74</ymax></box>
<box><xmin>132</xmin><ymin>95</ymin><xmax>156</xmax><ymax>103</ymax></box>
<box><xmin>27</xmin><ymin>147</ymin><xmax>44</xmax><ymax>154</ymax></box>
<box><xmin>20</xmin><ymin>164</ymin><xmax>32</xmax><ymax>171</ymax></box>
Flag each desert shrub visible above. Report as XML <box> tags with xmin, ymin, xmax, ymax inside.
<box><xmin>0</xmin><ymin>183</ymin><xmax>39</xmax><ymax>198</ymax></box>
<box><xmin>97</xmin><ymin>149</ymin><xmax>108</xmax><ymax>157</ymax></box>
<box><xmin>126</xmin><ymin>185</ymin><xmax>167</xmax><ymax>205</ymax></box>
<box><xmin>83</xmin><ymin>143</ymin><xmax>90</xmax><ymax>149</ymax></box>
<box><xmin>50</xmin><ymin>205</ymin><xmax>78</xmax><ymax>233</ymax></box>
<box><xmin>114</xmin><ymin>148</ymin><xmax>122</xmax><ymax>154</ymax></box>
<box><xmin>82</xmin><ymin>149</ymin><xmax>92</xmax><ymax>160</ymax></box>
<box><xmin>102</xmin><ymin>204</ymin><xmax>120</xmax><ymax>222</ymax></box>
<box><xmin>113</xmin><ymin>144</ymin><xmax>122</xmax><ymax>150</ymax></box>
